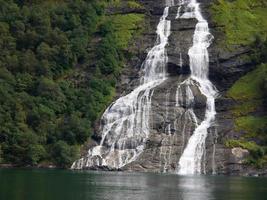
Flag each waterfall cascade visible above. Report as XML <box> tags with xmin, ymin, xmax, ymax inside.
<box><xmin>71</xmin><ymin>1</ymin><xmax>173</xmax><ymax>170</ymax></box>
<box><xmin>176</xmin><ymin>0</ymin><xmax>217</xmax><ymax>175</ymax></box>
<box><xmin>72</xmin><ymin>0</ymin><xmax>217</xmax><ymax>174</ymax></box>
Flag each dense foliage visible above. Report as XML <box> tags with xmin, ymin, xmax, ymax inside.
<box><xmin>0</xmin><ymin>0</ymin><xmax>144</xmax><ymax>167</ymax></box>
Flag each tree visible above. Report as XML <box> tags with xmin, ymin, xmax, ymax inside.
<box><xmin>51</xmin><ymin>141</ymin><xmax>78</xmax><ymax>168</ymax></box>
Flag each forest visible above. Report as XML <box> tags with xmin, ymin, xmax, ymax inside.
<box><xmin>0</xmin><ymin>0</ymin><xmax>144</xmax><ymax>167</ymax></box>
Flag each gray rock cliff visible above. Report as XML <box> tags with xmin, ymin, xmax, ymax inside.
<box><xmin>82</xmin><ymin>0</ymin><xmax>264</xmax><ymax>176</ymax></box>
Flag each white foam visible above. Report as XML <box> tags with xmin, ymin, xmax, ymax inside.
<box><xmin>177</xmin><ymin>0</ymin><xmax>217</xmax><ymax>175</ymax></box>
<box><xmin>71</xmin><ymin>5</ymin><xmax>172</xmax><ymax>170</ymax></box>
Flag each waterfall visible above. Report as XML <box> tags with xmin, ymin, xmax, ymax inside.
<box><xmin>71</xmin><ymin>1</ymin><xmax>172</xmax><ymax>170</ymax></box>
<box><xmin>177</xmin><ymin>0</ymin><xmax>217</xmax><ymax>175</ymax></box>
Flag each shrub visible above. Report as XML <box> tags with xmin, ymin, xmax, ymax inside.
<box><xmin>51</xmin><ymin>141</ymin><xmax>79</xmax><ymax>168</ymax></box>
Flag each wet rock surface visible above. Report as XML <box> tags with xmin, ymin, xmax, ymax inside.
<box><xmin>79</xmin><ymin>0</ymin><xmax>266</xmax><ymax>176</ymax></box>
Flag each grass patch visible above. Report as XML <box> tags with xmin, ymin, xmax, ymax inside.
<box><xmin>227</xmin><ymin>64</ymin><xmax>267</xmax><ymax>118</ymax></box>
<box><xmin>110</xmin><ymin>0</ymin><xmax>144</xmax><ymax>9</ymax></box>
<box><xmin>127</xmin><ymin>1</ymin><xmax>144</xmax><ymax>9</ymax></box>
<box><xmin>225</xmin><ymin>139</ymin><xmax>264</xmax><ymax>156</ymax></box>
<box><xmin>211</xmin><ymin>0</ymin><xmax>267</xmax><ymax>46</ymax></box>
<box><xmin>246</xmin><ymin>155</ymin><xmax>267</xmax><ymax>168</ymax></box>
<box><xmin>225</xmin><ymin>65</ymin><xmax>267</xmax><ymax>168</ymax></box>
<box><xmin>212</xmin><ymin>0</ymin><xmax>267</xmax><ymax>168</ymax></box>
<box><xmin>227</xmin><ymin>64</ymin><xmax>267</xmax><ymax>100</ymax></box>
<box><xmin>225</xmin><ymin>139</ymin><xmax>267</xmax><ymax>167</ymax></box>
<box><xmin>235</xmin><ymin>116</ymin><xmax>267</xmax><ymax>137</ymax></box>
<box><xmin>231</xmin><ymin>100</ymin><xmax>262</xmax><ymax>117</ymax></box>
<box><xmin>110</xmin><ymin>0</ymin><xmax>121</xmax><ymax>7</ymax></box>
<box><xmin>109</xmin><ymin>13</ymin><xmax>145</xmax><ymax>49</ymax></box>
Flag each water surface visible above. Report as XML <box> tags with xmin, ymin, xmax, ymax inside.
<box><xmin>0</xmin><ymin>169</ymin><xmax>266</xmax><ymax>200</ymax></box>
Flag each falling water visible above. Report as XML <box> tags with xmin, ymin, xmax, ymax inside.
<box><xmin>177</xmin><ymin>0</ymin><xmax>217</xmax><ymax>175</ymax></box>
<box><xmin>159</xmin><ymin>92</ymin><xmax>174</xmax><ymax>172</ymax></box>
<box><xmin>71</xmin><ymin>1</ymin><xmax>173</xmax><ymax>170</ymax></box>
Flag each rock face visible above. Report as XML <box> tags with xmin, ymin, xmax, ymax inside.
<box><xmin>78</xmin><ymin>0</ymin><xmax>265</xmax><ymax>175</ymax></box>
<box><xmin>230</xmin><ymin>148</ymin><xmax>249</xmax><ymax>164</ymax></box>
<box><xmin>122</xmin><ymin>0</ymin><xmax>218</xmax><ymax>173</ymax></box>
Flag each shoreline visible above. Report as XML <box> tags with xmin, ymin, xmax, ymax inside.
<box><xmin>0</xmin><ymin>163</ymin><xmax>59</xmax><ymax>170</ymax></box>
<box><xmin>1</xmin><ymin>164</ymin><xmax>267</xmax><ymax>177</ymax></box>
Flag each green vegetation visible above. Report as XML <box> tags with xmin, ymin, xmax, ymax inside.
<box><xmin>228</xmin><ymin>64</ymin><xmax>267</xmax><ymax>101</ymax></box>
<box><xmin>212</xmin><ymin>0</ymin><xmax>267</xmax><ymax>46</ymax></box>
<box><xmin>226</xmin><ymin>140</ymin><xmax>264</xmax><ymax>159</ymax></box>
<box><xmin>235</xmin><ymin>116</ymin><xmax>267</xmax><ymax>138</ymax></box>
<box><xmin>227</xmin><ymin>65</ymin><xmax>267</xmax><ymax>143</ymax></box>
<box><xmin>212</xmin><ymin>0</ymin><xmax>267</xmax><ymax>167</ymax></box>
<box><xmin>226</xmin><ymin>140</ymin><xmax>267</xmax><ymax>167</ymax></box>
<box><xmin>111</xmin><ymin>0</ymin><xmax>144</xmax><ymax>9</ymax></box>
<box><xmin>226</xmin><ymin>60</ymin><xmax>267</xmax><ymax>146</ymax></box>
<box><xmin>109</xmin><ymin>13</ymin><xmax>145</xmax><ymax>49</ymax></box>
<box><xmin>0</xmin><ymin>0</ymin><xmax>145</xmax><ymax>168</ymax></box>
<box><xmin>127</xmin><ymin>1</ymin><xmax>144</xmax><ymax>9</ymax></box>
<box><xmin>225</xmin><ymin>64</ymin><xmax>267</xmax><ymax>167</ymax></box>
<box><xmin>227</xmin><ymin>64</ymin><xmax>267</xmax><ymax>116</ymax></box>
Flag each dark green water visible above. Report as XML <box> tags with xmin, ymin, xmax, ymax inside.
<box><xmin>0</xmin><ymin>169</ymin><xmax>267</xmax><ymax>200</ymax></box>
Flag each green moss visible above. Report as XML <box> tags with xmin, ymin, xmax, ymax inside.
<box><xmin>227</xmin><ymin>64</ymin><xmax>267</xmax><ymax>100</ymax></box>
<box><xmin>225</xmin><ymin>64</ymin><xmax>267</xmax><ymax>168</ymax></box>
<box><xmin>211</xmin><ymin>0</ymin><xmax>267</xmax><ymax>46</ymax></box>
<box><xmin>235</xmin><ymin>116</ymin><xmax>267</xmax><ymax>137</ymax></box>
<box><xmin>231</xmin><ymin>100</ymin><xmax>261</xmax><ymax>117</ymax></box>
<box><xmin>110</xmin><ymin>0</ymin><xmax>121</xmax><ymax>6</ymax></box>
<box><xmin>245</xmin><ymin>156</ymin><xmax>267</xmax><ymax>168</ymax></box>
<box><xmin>225</xmin><ymin>139</ymin><xmax>266</xmax><ymax>167</ymax></box>
<box><xmin>225</xmin><ymin>139</ymin><xmax>263</xmax><ymax>154</ymax></box>
<box><xmin>227</xmin><ymin>64</ymin><xmax>267</xmax><ymax>118</ymax></box>
<box><xmin>110</xmin><ymin>0</ymin><xmax>144</xmax><ymax>9</ymax></box>
<box><xmin>213</xmin><ymin>0</ymin><xmax>267</xmax><ymax>168</ymax></box>
<box><xmin>109</xmin><ymin>13</ymin><xmax>145</xmax><ymax>49</ymax></box>
<box><xmin>226</xmin><ymin>105</ymin><xmax>267</xmax><ymax>168</ymax></box>
<box><xmin>127</xmin><ymin>1</ymin><xmax>144</xmax><ymax>9</ymax></box>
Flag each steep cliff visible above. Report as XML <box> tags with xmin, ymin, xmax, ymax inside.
<box><xmin>208</xmin><ymin>0</ymin><xmax>267</xmax><ymax>176</ymax></box>
<box><xmin>75</xmin><ymin>0</ymin><xmax>267</xmax><ymax>175</ymax></box>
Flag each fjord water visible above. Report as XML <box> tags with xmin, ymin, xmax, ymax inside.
<box><xmin>1</xmin><ymin>169</ymin><xmax>267</xmax><ymax>200</ymax></box>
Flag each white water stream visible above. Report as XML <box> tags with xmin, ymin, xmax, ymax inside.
<box><xmin>72</xmin><ymin>0</ymin><xmax>217</xmax><ymax>174</ymax></box>
<box><xmin>71</xmin><ymin>1</ymin><xmax>173</xmax><ymax>170</ymax></box>
<box><xmin>177</xmin><ymin>0</ymin><xmax>217</xmax><ymax>175</ymax></box>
